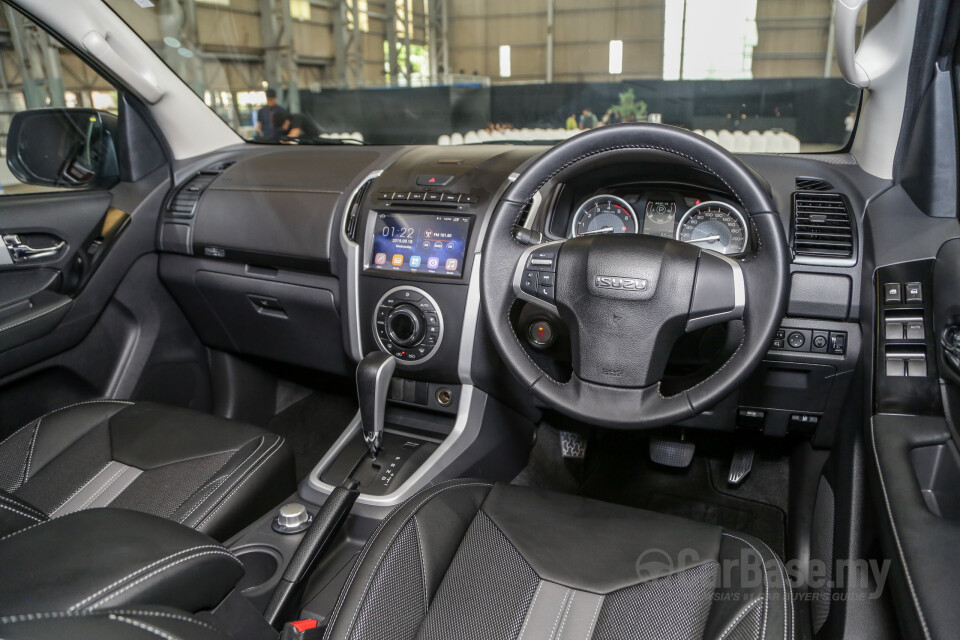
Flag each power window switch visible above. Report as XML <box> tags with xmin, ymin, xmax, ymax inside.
<box><xmin>905</xmin><ymin>322</ymin><xmax>925</xmax><ymax>340</ymax></box>
<box><xmin>883</xmin><ymin>283</ymin><xmax>902</xmax><ymax>304</ymax></box>
<box><xmin>886</xmin><ymin>357</ymin><xmax>906</xmax><ymax>377</ymax></box>
<box><xmin>885</xmin><ymin>321</ymin><xmax>904</xmax><ymax>340</ymax></box>
<box><xmin>906</xmin><ymin>357</ymin><xmax>927</xmax><ymax>377</ymax></box>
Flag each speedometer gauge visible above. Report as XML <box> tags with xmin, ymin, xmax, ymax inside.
<box><xmin>570</xmin><ymin>195</ymin><xmax>638</xmax><ymax>238</ymax></box>
<box><xmin>676</xmin><ymin>201</ymin><xmax>749</xmax><ymax>255</ymax></box>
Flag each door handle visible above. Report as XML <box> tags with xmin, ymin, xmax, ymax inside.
<box><xmin>2</xmin><ymin>234</ymin><xmax>66</xmax><ymax>263</ymax></box>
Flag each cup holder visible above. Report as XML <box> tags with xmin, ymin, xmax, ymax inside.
<box><xmin>234</xmin><ymin>545</ymin><xmax>281</xmax><ymax>592</ymax></box>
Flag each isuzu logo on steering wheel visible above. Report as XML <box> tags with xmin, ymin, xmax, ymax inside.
<box><xmin>595</xmin><ymin>275</ymin><xmax>648</xmax><ymax>291</ymax></box>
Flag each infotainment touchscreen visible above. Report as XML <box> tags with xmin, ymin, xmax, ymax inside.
<box><xmin>367</xmin><ymin>212</ymin><xmax>472</xmax><ymax>278</ymax></box>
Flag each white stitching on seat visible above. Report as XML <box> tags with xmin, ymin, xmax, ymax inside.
<box><xmin>0</xmin><ymin>609</ymin><xmax>218</xmax><ymax>632</ymax></box>
<box><xmin>583</xmin><ymin>593</ymin><xmax>603</xmax><ymax>639</ymax></box>
<box><xmin>105</xmin><ymin>610</ymin><xmax>219</xmax><ymax>631</ymax></box>
<box><xmin>755</xmin><ymin>537</ymin><xmax>791</xmax><ymax>640</ymax></box>
<box><xmin>21</xmin><ymin>422</ymin><xmax>41</xmax><ymax>485</ymax></box>
<box><xmin>196</xmin><ymin>437</ymin><xmax>284</xmax><ymax>529</ymax></box>
<box><xmin>870</xmin><ymin>416</ymin><xmax>931</xmax><ymax>640</ymax></box>
<box><xmin>0</xmin><ymin>493</ymin><xmax>45</xmax><ymax>518</ymax></box>
<box><xmin>70</xmin><ymin>545</ymin><xmax>239</xmax><ymax>611</ymax></box>
<box><xmin>412</xmin><ymin>516</ymin><xmax>429</xmax><ymax>616</ymax></box>
<box><xmin>87</xmin><ymin>550</ymin><xmax>242</xmax><ymax>610</ymax></box>
<box><xmin>553</xmin><ymin>590</ymin><xmax>574</xmax><ymax>640</ymax></box>
<box><xmin>0</xmin><ymin>501</ymin><xmax>43</xmax><ymax>523</ymax></box>
<box><xmin>722</xmin><ymin>533</ymin><xmax>769</xmax><ymax>640</ymax></box>
<box><xmin>109</xmin><ymin>614</ymin><xmax>179</xmax><ymax>640</ymax></box>
<box><xmin>48</xmin><ymin>462</ymin><xmax>113</xmax><ymax>515</ymax></box>
<box><xmin>0</xmin><ymin>512</ymin><xmax>61</xmax><ymax>542</ymax></box>
<box><xmin>330</xmin><ymin>480</ymin><xmax>494</xmax><ymax>640</ymax></box>
<box><xmin>76</xmin><ymin>466</ymin><xmax>127</xmax><ymax>511</ymax></box>
<box><xmin>177</xmin><ymin>474</ymin><xmax>230</xmax><ymax>523</ymax></box>
<box><xmin>185</xmin><ymin>436</ymin><xmax>271</xmax><ymax>526</ymax></box>
<box><xmin>716</xmin><ymin>597</ymin><xmax>763</xmax><ymax>640</ymax></box>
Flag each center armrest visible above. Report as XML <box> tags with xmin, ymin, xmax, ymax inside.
<box><xmin>0</xmin><ymin>508</ymin><xmax>244</xmax><ymax>616</ymax></box>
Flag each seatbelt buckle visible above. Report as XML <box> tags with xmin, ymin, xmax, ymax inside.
<box><xmin>280</xmin><ymin>619</ymin><xmax>324</xmax><ymax>640</ymax></box>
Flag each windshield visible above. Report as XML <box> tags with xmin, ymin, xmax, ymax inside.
<box><xmin>106</xmin><ymin>0</ymin><xmax>861</xmax><ymax>151</ymax></box>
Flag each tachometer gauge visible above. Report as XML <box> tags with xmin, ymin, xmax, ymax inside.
<box><xmin>570</xmin><ymin>195</ymin><xmax>638</xmax><ymax>238</ymax></box>
<box><xmin>676</xmin><ymin>201</ymin><xmax>749</xmax><ymax>255</ymax></box>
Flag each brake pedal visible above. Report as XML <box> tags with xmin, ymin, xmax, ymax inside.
<box><xmin>649</xmin><ymin>437</ymin><xmax>695</xmax><ymax>468</ymax></box>
<box><xmin>728</xmin><ymin>447</ymin><xmax>755</xmax><ymax>486</ymax></box>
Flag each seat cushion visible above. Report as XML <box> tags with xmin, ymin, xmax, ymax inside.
<box><xmin>0</xmin><ymin>401</ymin><xmax>294</xmax><ymax>540</ymax></box>
<box><xmin>324</xmin><ymin>480</ymin><xmax>793</xmax><ymax>640</ymax></box>
<box><xmin>0</xmin><ymin>607</ymin><xmax>229</xmax><ymax>640</ymax></box>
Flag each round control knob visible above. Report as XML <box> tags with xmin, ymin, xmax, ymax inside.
<box><xmin>387</xmin><ymin>304</ymin><xmax>425</xmax><ymax>347</ymax></box>
<box><xmin>272</xmin><ymin>502</ymin><xmax>311</xmax><ymax>534</ymax></box>
<box><xmin>527</xmin><ymin>319</ymin><xmax>556</xmax><ymax>348</ymax></box>
<box><xmin>812</xmin><ymin>334</ymin><xmax>827</xmax><ymax>349</ymax></box>
<box><xmin>787</xmin><ymin>331</ymin><xmax>805</xmax><ymax>349</ymax></box>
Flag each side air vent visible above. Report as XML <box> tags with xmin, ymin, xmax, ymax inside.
<box><xmin>792</xmin><ymin>192</ymin><xmax>855</xmax><ymax>261</ymax></box>
<box><xmin>795</xmin><ymin>176</ymin><xmax>834</xmax><ymax>191</ymax></box>
<box><xmin>167</xmin><ymin>162</ymin><xmax>234</xmax><ymax>218</ymax></box>
<box><xmin>344</xmin><ymin>178</ymin><xmax>374</xmax><ymax>243</ymax></box>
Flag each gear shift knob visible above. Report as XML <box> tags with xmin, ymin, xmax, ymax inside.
<box><xmin>356</xmin><ymin>351</ymin><xmax>396</xmax><ymax>458</ymax></box>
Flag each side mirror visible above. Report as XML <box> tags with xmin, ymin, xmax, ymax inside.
<box><xmin>6</xmin><ymin>108</ymin><xmax>119</xmax><ymax>189</ymax></box>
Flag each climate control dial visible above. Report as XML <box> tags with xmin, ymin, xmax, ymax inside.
<box><xmin>374</xmin><ymin>287</ymin><xmax>443</xmax><ymax>363</ymax></box>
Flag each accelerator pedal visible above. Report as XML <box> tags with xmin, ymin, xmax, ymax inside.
<box><xmin>728</xmin><ymin>447</ymin><xmax>755</xmax><ymax>486</ymax></box>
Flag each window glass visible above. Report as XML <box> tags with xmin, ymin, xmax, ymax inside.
<box><xmin>106</xmin><ymin>0</ymin><xmax>864</xmax><ymax>152</ymax></box>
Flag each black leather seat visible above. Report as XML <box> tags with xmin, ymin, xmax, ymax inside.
<box><xmin>325</xmin><ymin>480</ymin><xmax>792</xmax><ymax>640</ymax></box>
<box><xmin>0</xmin><ymin>401</ymin><xmax>293</xmax><ymax>540</ymax></box>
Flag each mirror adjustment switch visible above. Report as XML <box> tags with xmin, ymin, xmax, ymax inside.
<box><xmin>883</xmin><ymin>283</ymin><xmax>902</xmax><ymax>304</ymax></box>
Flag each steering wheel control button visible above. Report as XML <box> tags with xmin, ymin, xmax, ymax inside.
<box><xmin>787</xmin><ymin>331</ymin><xmax>805</xmax><ymax>349</ymax></box>
<box><xmin>521</xmin><ymin>270</ymin><xmax>539</xmax><ymax>295</ymax></box>
<box><xmin>374</xmin><ymin>287</ymin><xmax>443</xmax><ymax>364</ymax></box>
<box><xmin>537</xmin><ymin>271</ymin><xmax>555</xmax><ymax>286</ymax></box>
<box><xmin>905</xmin><ymin>282</ymin><xmax>923</xmax><ymax>303</ymax></box>
<box><xmin>527</xmin><ymin>320</ymin><xmax>555</xmax><ymax>348</ymax></box>
<box><xmin>273</xmin><ymin>502</ymin><xmax>312</xmax><ymax>534</ymax></box>
<box><xmin>538</xmin><ymin>285</ymin><xmax>555</xmax><ymax>302</ymax></box>
<box><xmin>527</xmin><ymin>246</ymin><xmax>560</xmax><ymax>271</ymax></box>
<box><xmin>884</xmin><ymin>283</ymin><xmax>902</xmax><ymax>304</ymax></box>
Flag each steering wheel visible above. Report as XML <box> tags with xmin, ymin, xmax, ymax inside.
<box><xmin>480</xmin><ymin>124</ymin><xmax>789</xmax><ymax>429</ymax></box>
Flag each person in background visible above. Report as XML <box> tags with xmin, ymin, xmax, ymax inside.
<box><xmin>579</xmin><ymin>108</ymin><xmax>598</xmax><ymax>130</ymax></box>
<box><xmin>256</xmin><ymin>88</ymin><xmax>287</xmax><ymax>140</ymax></box>
<box><xmin>273</xmin><ymin>111</ymin><xmax>320</xmax><ymax>142</ymax></box>
<box><xmin>565</xmin><ymin>113</ymin><xmax>578</xmax><ymax>130</ymax></box>
<box><xmin>844</xmin><ymin>111</ymin><xmax>856</xmax><ymax>133</ymax></box>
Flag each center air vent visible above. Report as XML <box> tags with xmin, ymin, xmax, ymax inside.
<box><xmin>167</xmin><ymin>162</ymin><xmax>234</xmax><ymax>219</ymax></box>
<box><xmin>792</xmin><ymin>192</ymin><xmax>855</xmax><ymax>262</ymax></box>
<box><xmin>795</xmin><ymin>177</ymin><xmax>834</xmax><ymax>191</ymax></box>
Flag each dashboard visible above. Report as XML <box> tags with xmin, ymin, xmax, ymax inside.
<box><xmin>550</xmin><ymin>185</ymin><xmax>750</xmax><ymax>256</ymax></box>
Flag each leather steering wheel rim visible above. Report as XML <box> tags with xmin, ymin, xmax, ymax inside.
<box><xmin>480</xmin><ymin>123</ymin><xmax>790</xmax><ymax>429</ymax></box>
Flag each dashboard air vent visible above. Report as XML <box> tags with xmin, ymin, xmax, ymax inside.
<box><xmin>167</xmin><ymin>162</ymin><xmax>233</xmax><ymax>218</ymax></box>
<box><xmin>792</xmin><ymin>192</ymin><xmax>854</xmax><ymax>259</ymax></box>
<box><xmin>795</xmin><ymin>176</ymin><xmax>834</xmax><ymax>192</ymax></box>
<box><xmin>345</xmin><ymin>178</ymin><xmax>374</xmax><ymax>243</ymax></box>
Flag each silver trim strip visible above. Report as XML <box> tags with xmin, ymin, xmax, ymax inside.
<box><xmin>685</xmin><ymin>251</ymin><xmax>747</xmax><ymax>331</ymax></box>
<box><xmin>458</xmin><ymin>255</ymin><xmax>483</xmax><ymax>384</ymax></box>
<box><xmin>340</xmin><ymin>170</ymin><xmax>384</xmax><ymax>362</ymax></box>
<box><xmin>372</xmin><ymin>286</ymin><xmax>445</xmax><ymax>365</ymax></box>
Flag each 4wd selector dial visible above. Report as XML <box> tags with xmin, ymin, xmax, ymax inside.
<box><xmin>373</xmin><ymin>286</ymin><xmax>444</xmax><ymax>364</ymax></box>
<box><xmin>387</xmin><ymin>304</ymin><xmax>425</xmax><ymax>347</ymax></box>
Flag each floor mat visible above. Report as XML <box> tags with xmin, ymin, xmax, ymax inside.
<box><xmin>578</xmin><ymin>433</ymin><xmax>787</xmax><ymax>557</ymax></box>
<box><xmin>266</xmin><ymin>392</ymin><xmax>358</xmax><ymax>482</ymax></box>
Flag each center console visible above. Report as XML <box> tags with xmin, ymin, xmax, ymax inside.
<box><xmin>301</xmin><ymin>145</ymin><xmax>540</xmax><ymax>516</ymax></box>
